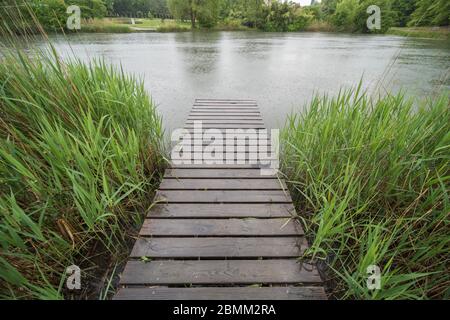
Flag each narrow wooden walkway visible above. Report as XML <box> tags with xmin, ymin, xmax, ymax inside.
<box><xmin>114</xmin><ymin>99</ymin><xmax>327</xmax><ymax>300</ymax></box>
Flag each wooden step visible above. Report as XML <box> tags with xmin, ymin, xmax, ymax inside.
<box><xmin>119</xmin><ymin>259</ymin><xmax>322</xmax><ymax>285</ymax></box>
<box><xmin>159</xmin><ymin>178</ymin><xmax>286</xmax><ymax>190</ymax></box>
<box><xmin>114</xmin><ymin>286</ymin><xmax>327</xmax><ymax>300</ymax></box>
<box><xmin>148</xmin><ymin>203</ymin><xmax>296</xmax><ymax>218</ymax></box>
<box><xmin>131</xmin><ymin>237</ymin><xmax>307</xmax><ymax>258</ymax></box>
<box><xmin>140</xmin><ymin>218</ymin><xmax>302</xmax><ymax>236</ymax></box>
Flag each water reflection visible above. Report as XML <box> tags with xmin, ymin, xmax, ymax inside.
<box><xmin>46</xmin><ymin>31</ymin><xmax>449</xmax><ymax>132</ymax></box>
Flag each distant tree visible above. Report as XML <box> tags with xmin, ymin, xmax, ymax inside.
<box><xmin>409</xmin><ymin>0</ymin><xmax>449</xmax><ymax>26</ymax></box>
<box><xmin>197</xmin><ymin>0</ymin><xmax>219</xmax><ymax>28</ymax></box>
<box><xmin>321</xmin><ymin>0</ymin><xmax>338</xmax><ymax>17</ymax></box>
<box><xmin>148</xmin><ymin>0</ymin><xmax>170</xmax><ymax>18</ymax></box>
<box><xmin>332</xmin><ymin>0</ymin><xmax>359</xmax><ymax>31</ymax></box>
<box><xmin>168</xmin><ymin>0</ymin><xmax>195</xmax><ymax>26</ymax></box>
<box><xmin>66</xmin><ymin>0</ymin><xmax>107</xmax><ymax>18</ymax></box>
<box><xmin>391</xmin><ymin>0</ymin><xmax>417</xmax><ymax>27</ymax></box>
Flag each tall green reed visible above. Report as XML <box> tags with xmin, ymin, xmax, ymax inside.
<box><xmin>0</xmin><ymin>20</ymin><xmax>164</xmax><ymax>298</ymax></box>
<box><xmin>281</xmin><ymin>87</ymin><xmax>449</xmax><ymax>299</ymax></box>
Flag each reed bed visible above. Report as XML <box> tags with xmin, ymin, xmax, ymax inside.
<box><xmin>0</xmin><ymin>40</ymin><xmax>164</xmax><ymax>298</ymax></box>
<box><xmin>281</xmin><ymin>87</ymin><xmax>449</xmax><ymax>299</ymax></box>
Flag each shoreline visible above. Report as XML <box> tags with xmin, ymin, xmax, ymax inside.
<box><xmin>71</xmin><ymin>19</ymin><xmax>449</xmax><ymax>40</ymax></box>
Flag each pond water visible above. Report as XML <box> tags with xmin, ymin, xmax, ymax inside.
<box><xmin>50</xmin><ymin>31</ymin><xmax>450</xmax><ymax>132</ymax></box>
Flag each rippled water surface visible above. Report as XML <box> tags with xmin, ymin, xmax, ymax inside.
<box><xmin>49</xmin><ymin>31</ymin><xmax>450</xmax><ymax>131</ymax></box>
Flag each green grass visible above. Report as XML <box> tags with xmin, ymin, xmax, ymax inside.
<box><xmin>79</xmin><ymin>19</ymin><xmax>132</xmax><ymax>33</ymax></box>
<box><xmin>281</xmin><ymin>87</ymin><xmax>449</xmax><ymax>299</ymax></box>
<box><xmin>111</xmin><ymin>18</ymin><xmax>191</xmax><ymax>32</ymax></box>
<box><xmin>0</xmin><ymin>42</ymin><xmax>165</xmax><ymax>299</ymax></box>
<box><xmin>387</xmin><ymin>27</ymin><xmax>450</xmax><ymax>40</ymax></box>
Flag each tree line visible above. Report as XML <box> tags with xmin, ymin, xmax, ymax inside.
<box><xmin>1</xmin><ymin>0</ymin><xmax>448</xmax><ymax>32</ymax></box>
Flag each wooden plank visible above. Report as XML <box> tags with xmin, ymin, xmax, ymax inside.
<box><xmin>114</xmin><ymin>286</ymin><xmax>327</xmax><ymax>300</ymax></box>
<box><xmin>188</xmin><ymin>115</ymin><xmax>263</xmax><ymax>121</ymax></box>
<box><xmin>119</xmin><ymin>259</ymin><xmax>321</xmax><ymax>285</ymax></box>
<box><xmin>174</xmin><ymin>138</ymin><xmax>271</xmax><ymax>142</ymax></box>
<box><xmin>140</xmin><ymin>218</ymin><xmax>301</xmax><ymax>236</ymax></box>
<box><xmin>192</xmin><ymin>106</ymin><xmax>259</xmax><ymax>109</ymax></box>
<box><xmin>156</xmin><ymin>190</ymin><xmax>291</xmax><ymax>203</ymax></box>
<box><xmin>182</xmin><ymin>129</ymin><xmax>270</xmax><ymax>134</ymax></box>
<box><xmin>191</xmin><ymin>109</ymin><xmax>260</xmax><ymax>113</ymax></box>
<box><xmin>189</xmin><ymin>113</ymin><xmax>262</xmax><ymax>116</ymax></box>
<box><xmin>196</xmin><ymin>99</ymin><xmax>256</xmax><ymax>102</ymax></box>
<box><xmin>130</xmin><ymin>237</ymin><xmax>307</xmax><ymax>258</ymax></box>
<box><xmin>165</xmin><ymin>168</ymin><xmax>276</xmax><ymax>178</ymax></box>
<box><xmin>186</xmin><ymin>120</ymin><xmax>265</xmax><ymax>124</ymax></box>
<box><xmin>194</xmin><ymin>103</ymin><xmax>257</xmax><ymax>106</ymax></box>
<box><xmin>169</xmin><ymin>163</ymin><xmax>264</xmax><ymax>169</ymax></box>
<box><xmin>191</xmin><ymin>107</ymin><xmax>261</xmax><ymax>115</ymax></box>
<box><xmin>194</xmin><ymin>102</ymin><xmax>257</xmax><ymax>105</ymax></box>
<box><xmin>149</xmin><ymin>203</ymin><xmax>296</xmax><ymax>218</ymax></box>
<box><xmin>184</xmin><ymin>124</ymin><xmax>266</xmax><ymax>129</ymax></box>
<box><xmin>172</xmin><ymin>139</ymin><xmax>272</xmax><ymax>146</ymax></box>
<box><xmin>175</xmin><ymin>153</ymin><xmax>277</xmax><ymax>160</ymax></box>
<box><xmin>194</xmin><ymin>101</ymin><xmax>257</xmax><ymax>104</ymax></box>
<box><xmin>159</xmin><ymin>178</ymin><xmax>286</xmax><ymax>190</ymax></box>
<box><xmin>186</xmin><ymin>119</ymin><xmax>264</xmax><ymax>124</ymax></box>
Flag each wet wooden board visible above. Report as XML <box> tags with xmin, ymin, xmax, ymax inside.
<box><xmin>159</xmin><ymin>178</ymin><xmax>286</xmax><ymax>190</ymax></box>
<box><xmin>169</xmin><ymin>163</ymin><xmax>264</xmax><ymax>169</ymax></box>
<box><xmin>119</xmin><ymin>259</ymin><xmax>322</xmax><ymax>285</ymax></box>
<box><xmin>148</xmin><ymin>203</ymin><xmax>297</xmax><ymax>218</ymax></box>
<box><xmin>114</xmin><ymin>287</ymin><xmax>327</xmax><ymax>300</ymax></box>
<box><xmin>140</xmin><ymin>218</ymin><xmax>302</xmax><ymax>236</ymax></box>
<box><xmin>186</xmin><ymin>120</ymin><xmax>265</xmax><ymax>124</ymax></box>
<box><xmin>155</xmin><ymin>190</ymin><xmax>291</xmax><ymax>203</ymax></box>
<box><xmin>114</xmin><ymin>99</ymin><xmax>326</xmax><ymax>300</ymax></box>
<box><xmin>130</xmin><ymin>237</ymin><xmax>307</xmax><ymax>258</ymax></box>
<box><xmin>165</xmin><ymin>168</ymin><xmax>277</xmax><ymax>178</ymax></box>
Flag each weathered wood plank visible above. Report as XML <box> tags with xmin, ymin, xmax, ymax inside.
<box><xmin>156</xmin><ymin>190</ymin><xmax>291</xmax><ymax>203</ymax></box>
<box><xmin>131</xmin><ymin>237</ymin><xmax>307</xmax><ymax>258</ymax></box>
<box><xmin>196</xmin><ymin>99</ymin><xmax>256</xmax><ymax>102</ymax></box>
<box><xmin>187</xmin><ymin>119</ymin><xmax>264</xmax><ymax>123</ymax></box>
<box><xmin>165</xmin><ymin>168</ymin><xmax>276</xmax><ymax>178</ymax></box>
<box><xmin>194</xmin><ymin>102</ymin><xmax>257</xmax><ymax>105</ymax></box>
<box><xmin>173</xmin><ymin>142</ymin><xmax>272</xmax><ymax>147</ymax></box>
<box><xmin>191</xmin><ymin>109</ymin><xmax>260</xmax><ymax>113</ymax></box>
<box><xmin>184</xmin><ymin>124</ymin><xmax>266</xmax><ymax>129</ymax></box>
<box><xmin>169</xmin><ymin>163</ymin><xmax>264</xmax><ymax>169</ymax></box>
<box><xmin>173</xmin><ymin>154</ymin><xmax>277</xmax><ymax>162</ymax></box>
<box><xmin>114</xmin><ymin>286</ymin><xmax>327</xmax><ymax>300</ymax></box>
<box><xmin>159</xmin><ymin>178</ymin><xmax>286</xmax><ymax>190</ymax></box>
<box><xmin>194</xmin><ymin>101</ymin><xmax>258</xmax><ymax>107</ymax></box>
<box><xmin>182</xmin><ymin>129</ymin><xmax>271</xmax><ymax>135</ymax></box>
<box><xmin>192</xmin><ymin>107</ymin><xmax>259</xmax><ymax>110</ymax></box>
<box><xmin>189</xmin><ymin>113</ymin><xmax>262</xmax><ymax>117</ymax></box>
<box><xmin>174</xmin><ymin>138</ymin><xmax>271</xmax><ymax>143</ymax></box>
<box><xmin>119</xmin><ymin>259</ymin><xmax>321</xmax><ymax>285</ymax></box>
<box><xmin>140</xmin><ymin>218</ymin><xmax>301</xmax><ymax>236</ymax></box>
<box><xmin>148</xmin><ymin>203</ymin><xmax>296</xmax><ymax>218</ymax></box>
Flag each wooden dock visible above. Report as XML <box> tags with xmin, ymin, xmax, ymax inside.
<box><xmin>114</xmin><ymin>99</ymin><xmax>327</xmax><ymax>300</ymax></box>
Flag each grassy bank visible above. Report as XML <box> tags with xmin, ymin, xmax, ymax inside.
<box><xmin>88</xmin><ymin>18</ymin><xmax>249</xmax><ymax>33</ymax></box>
<box><xmin>80</xmin><ymin>19</ymin><xmax>133</xmax><ymax>33</ymax></box>
<box><xmin>387</xmin><ymin>27</ymin><xmax>450</xmax><ymax>40</ymax></box>
<box><xmin>111</xmin><ymin>18</ymin><xmax>190</xmax><ymax>32</ymax></box>
<box><xmin>0</xmin><ymin>45</ymin><xmax>164</xmax><ymax>299</ymax></box>
<box><xmin>281</xmin><ymin>88</ymin><xmax>449</xmax><ymax>299</ymax></box>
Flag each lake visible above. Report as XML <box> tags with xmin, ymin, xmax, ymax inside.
<box><xmin>50</xmin><ymin>31</ymin><xmax>450</xmax><ymax>132</ymax></box>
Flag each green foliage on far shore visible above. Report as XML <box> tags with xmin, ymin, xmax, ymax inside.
<box><xmin>1</xmin><ymin>0</ymin><xmax>448</xmax><ymax>35</ymax></box>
